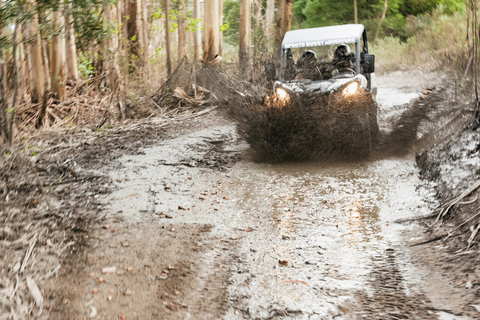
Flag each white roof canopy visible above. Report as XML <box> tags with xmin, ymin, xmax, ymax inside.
<box><xmin>282</xmin><ymin>24</ymin><xmax>365</xmax><ymax>49</ymax></box>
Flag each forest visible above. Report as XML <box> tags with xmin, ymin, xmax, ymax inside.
<box><xmin>0</xmin><ymin>0</ymin><xmax>471</xmax><ymax>145</ymax></box>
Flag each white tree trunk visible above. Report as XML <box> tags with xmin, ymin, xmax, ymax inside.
<box><xmin>64</xmin><ymin>2</ymin><xmax>78</xmax><ymax>80</ymax></box>
<box><xmin>141</xmin><ymin>0</ymin><xmax>149</xmax><ymax>62</ymax></box>
<box><xmin>239</xmin><ymin>0</ymin><xmax>251</xmax><ymax>68</ymax></box>
<box><xmin>193</xmin><ymin>0</ymin><xmax>201</xmax><ymax>61</ymax></box>
<box><xmin>266</xmin><ymin>0</ymin><xmax>275</xmax><ymax>50</ymax></box>
<box><xmin>25</xmin><ymin>0</ymin><xmax>45</xmax><ymax>103</ymax></box>
<box><xmin>219</xmin><ymin>0</ymin><xmax>223</xmax><ymax>55</ymax></box>
<box><xmin>203</xmin><ymin>0</ymin><xmax>219</xmax><ymax>62</ymax></box>
<box><xmin>178</xmin><ymin>0</ymin><xmax>186</xmax><ymax>59</ymax></box>
<box><xmin>51</xmin><ymin>10</ymin><xmax>66</xmax><ymax>99</ymax></box>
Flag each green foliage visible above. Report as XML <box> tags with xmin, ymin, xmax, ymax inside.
<box><xmin>371</xmin><ymin>9</ymin><xmax>468</xmax><ymax>73</ymax></box>
<box><xmin>223</xmin><ymin>0</ymin><xmax>240</xmax><ymax>45</ymax></box>
<box><xmin>292</xmin><ymin>0</ymin><xmax>465</xmax><ymax>40</ymax></box>
<box><xmin>78</xmin><ymin>55</ymin><xmax>94</xmax><ymax>79</ymax></box>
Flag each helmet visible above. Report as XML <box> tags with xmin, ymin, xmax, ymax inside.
<box><xmin>334</xmin><ymin>44</ymin><xmax>351</xmax><ymax>58</ymax></box>
<box><xmin>297</xmin><ymin>50</ymin><xmax>317</xmax><ymax>66</ymax></box>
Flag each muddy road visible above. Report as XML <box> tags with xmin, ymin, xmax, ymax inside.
<box><xmin>45</xmin><ymin>72</ymin><xmax>478</xmax><ymax>319</ymax></box>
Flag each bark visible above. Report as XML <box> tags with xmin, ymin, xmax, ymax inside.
<box><xmin>275</xmin><ymin>0</ymin><xmax>293</xmax><ymax>58</ymax></box>
<box><xmin>64</xmin><ymin>2</ymin><xmax>78</xmax><ymax>80</ymax></box>
<box><xmin>354</xmin><ymin>0</ymin><xmax>358</xmax><ymax>24</ymax></box>
<box><xmin>141</xmin><ymin>0</ymin><xmax>149</xmax><ymax>62</ymax></box>
<box><xmin>266</xmin><ymin>0</ymin><xmax>275</xmax><ymax>50</ymax></box>
<box><xmin>164</xmin><ymin>0</ymin><xmax>172</xmax><ymax>75</ymax></box>
<box><xmin>51</xmin><ymin>10</ymin><xmax>67</xmax><ymax>99</ymax></box>
<box><xmin>24</xmin><ymin>0</ymin><xmax>45</xmax><ymax>103</ymax></box>
<box><xmin>104</xmin><ymin>0</ymin><xmax>114</xmax><ymax>87</ymax></box>
<box><xmin>203</xmin><ymin>0</ymin><xmax>220</xmax><ymax>61</ymax></box>
<box><xmin>127</xmin><ymin>0</ymin><xmax>140</xmax><ymax>64</ymax></box>
<box><xmin>239</xmin><ymin>0</ymin><xmax>251</xmax><ymax>69</ymax></box>
<box><xmin>374</xmin><ymin>0</ymin><xmax>388</xmax><ymax>41</ymax></box>
<box><xmin>0</xmin><ymin>22</ymin><xmax>18</xmax><ymax>145</ymax></box>
<box><xmin>178</xmin><ymin>0</ymin><xmax>186</xmax><ymax>60</ymax></box>
<box><xmin>0</xmin><ymin>0</ymin><xmax>7</xmax><ymax>96</ymax></box>
<box><xmin>219</xmin><ymin>0</ymin><xmax>223</xmax><ymax>55</ymax></box>
<box><xmin>193</xmin><ymin>0</ymin><xmax>201</xmax><ymax>61</ymax></box>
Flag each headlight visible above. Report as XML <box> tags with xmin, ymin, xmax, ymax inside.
<box><xmin>276</xmin><ymin>88</ymin><xmax>289</xmax><ymax>100</ymax></box>
<box><xmin>342</xmin><ymin>82</ymin><xmax>359</xmax><ymax>96</ymax></box>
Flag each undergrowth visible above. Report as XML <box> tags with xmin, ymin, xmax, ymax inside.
<box><xmin>372</xmin><ymin>9</ymin><xmax>468</xmax><ymax>75</ymax></box>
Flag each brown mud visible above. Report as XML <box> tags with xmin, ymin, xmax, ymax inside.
<box><xmin>1</xmin><ymin>71</ymin><xmax>480</xmax><ymax>319</ymax></box>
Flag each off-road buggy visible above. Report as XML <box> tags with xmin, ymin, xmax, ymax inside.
<box><xmin>266</xmin><ymin>24</ymin><xmax>378</xmax><ymax>157</ymax></box>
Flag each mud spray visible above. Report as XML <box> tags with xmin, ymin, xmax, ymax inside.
<box><xmin>160</xmin><ymin>63</ymin><xmax>449</xmax><ymax>162</ymax></box>
<box><xmin>222</xmin><ymin>88</ymin><xmax>443</xmax><ymax>162</ymax></box>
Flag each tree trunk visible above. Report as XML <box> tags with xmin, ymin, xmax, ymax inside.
<box><xmin>193</xmin><ymin>0</ymin><xmax>201</xmax><ymax>61</ymax></box>
<box><xmin>24</xmin><ymin>0</ymin><xmax>45</xmax><ymax>103</ymax></box>
<box><xmin>354</xmin><ymin>0</ymin><xmax>358</xmax><ymax>24</ymax></box>
<box><xmin>141</xmin><ymin>0</ymin><xmax>149</xmax><ymax>63</ymax></box>
<box><xmin>266</xmin><ymin>0</ymin><xmax>275</xmax><ymax>51</ymax></box>
<box><xmin>275</xmin><ymin>0</ymin><xmax>293</xmax><ymax>58</ymax></box>
<box><xmin>239</xmin><ymin>0</ymin><xmax>251</xmax><ymax>69</ymax></box>
<box><xmin>164</xmin><ymin>0</ymin><xmax>172</xmax><ymax>75</ymax></box>
<box><xmin>51</xmin><ymin>10</ymin><xmax>67</xmax><ymax>99</ymax></box>
<box><xmin>203</xmin><ymin>0</ymin><xmax>219</xmax><ymax>62</ymax></box>
<box><xmin>178</xmin><ymin>0</ymin><xmax>186</xmax><ymax>60</ymax></box>
<box><xmin>64</xmin><ymin>2</ymin><xmax>78</xmax><ymax>80</ymax></box>
<box><xmin>104</xmin><ymin>0</ymin><xmax>114</xmax><ymax>87</ymax></box>
<box><xmin>219</xmin><ymin>0</ymin><xmax>223</xmax><ymax>56</ymax></box>
<box><xmin>374</xmin><ymin>0</ymin><xmax>388</xmax><ymax>41</ymax></box>
<box><xmin>0</xmin><ymin>0</ymin><xmax>7</xmax><ymax>97</ymax></box>
<box><xmin>127</xmin><ymin>0</ymin><xmax>140</xmax><ymax>66</ymax></box>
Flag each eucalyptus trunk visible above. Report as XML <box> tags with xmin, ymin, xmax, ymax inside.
<box><xmin>239</xmin><ymin>0</ymin><xmax>251</xmax><ymax>69</ymax></box>
<box><xmin>193</xmin><ymin>0</ymin><xmax>201</xmax><ymax>61</ymax></box>
<box><xmin>178</xmin><ymin>0</ymin><xmax>186</xmax><ymax>60</ymax></box>
<box><xmin>64</xmin><ymin>2</ymin><xmax>78</xmax><ymax>80</ymax></box>
<box><xmin>25</xmin><ymin>0</ymin><xmax>45</xmax><ymax>103</ymax></box>
<box><xmin>203</xmin><ymin>0</ymin><xmax>220</xmax><ymax>62</ymax></box>
<box><xmin>51</xmin><ymin>10</ymin><xmax>66</xmax><ymax>99</ymax></box>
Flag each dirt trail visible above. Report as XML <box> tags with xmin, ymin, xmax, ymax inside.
<box><xmin>3</xmin><ymin>71</ymin><xmax>479</xmax><ymax>320</ymax></box>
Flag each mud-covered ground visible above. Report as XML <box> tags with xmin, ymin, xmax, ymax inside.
<box><xmin>1</xmin><ymin>71</ymin><xmax>480</xmax><ymax>319</ymax></box>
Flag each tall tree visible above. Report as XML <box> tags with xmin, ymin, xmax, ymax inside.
<box><xmin>127</xmin><ymin>0</ymin><xmax>140</xmax><ymax>66</ymax></box>
<box><xmin>354</xmin><ymin>0</ymin><xmax>358</xmax><ymax>23</ymax></box>
<box><xmin>64</xmin><ymin>2</ymin><xmax>78</xmax><ymax>80</ymax></box>
<box><xmin>219</xmin><ymin>0</ymin><xmax>223</xmax><ymax>55</ymax></box>
<box><xmin>266</xmin><ymin>0</ymin><xmax>275</xmax><ymax>50</ymax></box>
<box><xmin>164</xmin><ymin>0</ymin><xmax>172</xmax><ymax>74</ymax></box>
<box><xmin>239</xmin><ymin>0</ymin><xmax>250</xmax><ymax>68</ymax></box>
<box><xmin>275</xmin><ymin>0</ymin><xmax>294</xmax><ymax>57</ymax></box>
<box><xmin>24</xmin><ymin>0</ymin><xmax>45</xmax><ymax>103</ymax></box>
<box><xmin>204</xmin><ymin>0</ymin><xmax>220</xmax><ymax>61</ymax></box>
<box><xmin>178</xmin><ymin>0</ymin><xmax>186</xmax><ymax>59</ymax></box>
<box><xmin>375</xmin><ymin>0</ymin><xmax>388</xmax><ymax>41</ymax></box>
<box><xmin>141</xmin><ymin>0</ymin><xmax>149</xmax><ymax>64</ymax></box>
<box><xmin>193</xmin><ymin>0</ymin><xmax>201</xmax><ymax>60</ymax></box>
<box><xmin>51</xmin><ymin>9</ymin><xmax>67</xmax><ymax>99</ymax></box>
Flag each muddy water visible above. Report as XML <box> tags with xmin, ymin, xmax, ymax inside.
<box><xmin>105</xmin><ymin>72</ymin><xmax>468</xmax><ymax>319</ymax></box>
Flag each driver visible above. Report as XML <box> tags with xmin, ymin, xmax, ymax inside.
<box><xmin>332</xmin><ymin>44</ymin><xmax>355</xmax><ymax>77</ymax></box>
<box><xmin>295</xmin><ymin>50</ymin><xmax>321</xmax><ymax>80</ymax></box>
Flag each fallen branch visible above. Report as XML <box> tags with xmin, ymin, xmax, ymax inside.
<box><xmin>435</xmin><ymin>180</ymin><xmax>480</xmax><ymax>223</ymax></box>
<box><xmin>409</xmin><ymin>234</ymin><xmax>448</xmax><ymax>247</ymax></box>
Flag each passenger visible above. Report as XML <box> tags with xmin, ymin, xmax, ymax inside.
<box><xmin>295</xmin><ymin>50</ymin><xmax>321</xmax><ymax>80</ymax></box>
<box><xmin>332</xmin><ymin>44</ymin><xmax>356</xmax><ymax>77</ymax></box>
